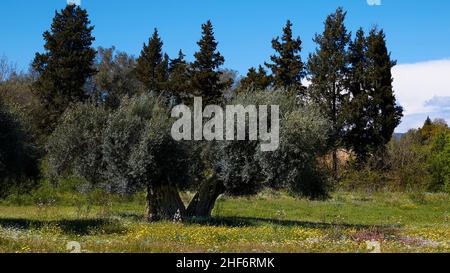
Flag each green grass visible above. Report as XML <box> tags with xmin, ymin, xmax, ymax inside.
<box><xmin>0</xmin><ymin>191</ymin><xmax>449</xmax><ymax>253</ymax></box>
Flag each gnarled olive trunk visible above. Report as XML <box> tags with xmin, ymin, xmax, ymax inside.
<box><xmin>145</xmin><ymin>182</ymin><xmax>186</xmax><ymax>221</ymax></box>
<box><xmin>186</xmin><ymin>175</ymin><xmax>225</xmax><ymax>218</ymax></box>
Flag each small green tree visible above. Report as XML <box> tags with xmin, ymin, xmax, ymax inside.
<box><xmin>167</xmin><ymin>50</ymin><xmax>191</xmax><ymax>103</ymax></box>
<box><xmin>32</xmin><ymin>4</ymin><xmax>96</xmax><ymax>133</ymax></box>
<box><xmin>94</xmin><ymin>47</ymin><xmax>144</xmax><ymax>109</ymax></box>
<box><xmin>239</xmin><ymin>65</ymin><xmax>272</xmax><ymax>92</ymax></box>
<box><xmin>387</xmin><ymin>129</ymin><xmax>431</xmax><ymax>191</ymax></box>
<box><xmin>428</xmin><ymin>131</ymin><xmax>450</xmax><ymax>193</ymax></box>
<box><xmin>0</xmin><ymin>70</ymin><xmax>47</xmax><ymax>148</ymax></box>
<box><xmin>135</xmin><ymin>29</ymin><xmax>168</xmax><ymax>93</ymax></box>
<box><xmin>266</xmin><ymin>20</ymin><xmax>305</xmax><ymax>94</ymax></box>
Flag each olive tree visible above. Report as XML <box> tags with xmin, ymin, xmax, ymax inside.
<box><xmin>47</xmin><ymin>91</ymin><xmax>331</xmax><ymax>220</ymax></box>
<box><xmin>102</xmin><ymin>94</ymin><xmax>189</xmax><ymax>220</ymax></box>
<box><xmin>257</xmin><ymin>105</ymin><xmax>331</xmax><ymax>198</ymax></box>
<box><xmin>187</xmin><ymin>90</ymin><xmax>331</xmax><ymax>217</ymax></box>
<box><xmin>46</xmin><ymin>103</ymin><xmax>109</xmax><ymax>186</ymax></box>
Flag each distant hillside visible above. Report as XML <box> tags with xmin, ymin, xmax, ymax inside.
<box><xmin>393</xmin><ymin>133</ymin><xmax>405</xmax><ymax>140</ymax></box>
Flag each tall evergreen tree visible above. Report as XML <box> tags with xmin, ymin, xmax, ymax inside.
<box><xmin>191</xmin><ymin>20</ymin><xmax>230</xmax><ymax>104</ymax></box>
<box><xmin>365</xmin><ymin>28</ymin><xmax>403</xmax><ymax>148</ymax></box>
<box><xmin>167</xmin><ymin>50</ymin><xmax>191</xmax><ymax>103</ymax></box>
<box><xmin>32</xmin><ymin>4</ymin><xmax>96</xmax><ymax>132</ymax></box>
<box><xmin>239</xmin><ymin>65</ymin><xmax>272</xmax><ymax>91</ymax></box>
<box><xmin>344</xmin><ymin>28</ymin><xmax>371</xmax><ymax>164</ymax></box>
<box><xmin>135</xmin><ymin>29</ymin><xmax>168</xmax><ymax>93</ymax></box>
<box><xmin>307</xmin><ymin>8</ymin><xmax>351</xmax><ymax>178</ymax></box>
<box><xmin>344</xmin><ymin>28</ymin><xmax>403</xmax><ymax>164</ymax></box>
<box><xmin>265</xmin><ymin>20</ymin><xmax>305</xmax><ymax>94</ymax></box>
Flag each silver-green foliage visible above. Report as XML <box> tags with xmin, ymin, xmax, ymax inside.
<box><xmin>218</xmin><ymin>90</ymin><xmax>331</xmax><ymax>198</ymax></box>
<box><xmin>102</xmin><ymin>94</ymin><xmax>188</xmax><ymax>194</ymax></box>
<box><xmin>46</xmin><ymin>103</ymin><xmax>109</xmax><ymax>185</ymax></box>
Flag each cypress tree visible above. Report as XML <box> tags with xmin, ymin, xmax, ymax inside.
<box><xmin>307</xmin><ymin>7</ymin><xmax>351</xmax><ymax>178</ymax></box>
<box><xmin>265</xmin><ymin>20</ymin><xmax>305</xmax><ymax>94</ymax></box>
<box><xmin>32</xmin><ymin>4</ymin><xmax>96</xmax><ymax>132</ymax></box>
<box><xmin>365</xmin><ymin>28</ymin><xmax>403</xmax><ymax>148</ymax></box>
<box><xmin>344</xmin><ymin>28</ymin><xmax>371</xmax><ymax>164</ymax></box>
<box><xmin>239</xmin><ymin>65</ymin><xmax>272</xmax><ymax>91</ymax></box>
<box><xmin>191</xmin><ymin>20</ymin><xmax>230</xmax><ymax>104</ymax></box>
<box><xmin>345</xmin><ymin>28</ymin><xmax>403</xmax><ymax>165</ymax></box>
<box><xmin>135</xmin><ymin>29</ymin><xmax>168</xmax><ymax>93</ymax></box>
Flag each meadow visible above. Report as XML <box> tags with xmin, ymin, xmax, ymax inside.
<box><xmin>0</xmin><ymin>191</ymin><xmax>449</xmax><ymax>253</ymax></box>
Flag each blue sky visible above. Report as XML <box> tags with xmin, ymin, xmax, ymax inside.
<box><xmin>1</xmin><ymin>0</ymin><xmax>450</xmax><ymax>132</ymax></box>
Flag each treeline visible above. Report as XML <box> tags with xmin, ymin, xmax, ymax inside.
<box><xmin>2</xmin><ymin>4</ymin><xmax>445</xmax><ymax>221</ymax></box>
<box><xmin>341</xmin><ymin>118</ymin><xmax>450</xmax><ymax>193</ymax></box>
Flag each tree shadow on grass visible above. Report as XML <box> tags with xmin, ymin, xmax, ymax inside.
<box><xmin>0</xmin><ymin>214</ymin><xmax>400</xmax><ymax>236</ymax></box>
<box><xmin>187</xmin><ymin>216</ymin><xmax>400</xmax><ymax>231</ymax></box>
<box><xmin>116</xmin><ymin>212</ymin><xmax>400</xmax><ymax>231</ymax></box>
<box><xmin>0</xmin><ymin>218</ymin><xmax>126</xmax><ymax>235</ymax></box>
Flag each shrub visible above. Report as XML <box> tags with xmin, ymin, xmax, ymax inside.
<box><xmin>428</xmin><ymin>131</ymin><xmax>450</xmax><ymax>193</ymax></box>
<box><xmin>0</xmin><ymin>101</ymin><xmax>39</xmax><ymax>197</ymax></box>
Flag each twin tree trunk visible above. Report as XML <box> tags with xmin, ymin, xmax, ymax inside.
<box><xmin>145</xmin><ymin>176</ymin><xmax>225</xmax><ymax>221</ymax></box>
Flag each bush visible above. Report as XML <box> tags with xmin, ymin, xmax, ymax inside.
<box><xmin>340</xmin><ymin>119</ymin><xmax>450</xmax><ymax>194</ymax></box>
<box><xmin>387</xmin><ymin>131</ymin><xmax>431</xmax><ymax>191</ymax></box>
<box><xmin>0</xmin><ymin>101</ymin><xmax>39</xmax><ymax>197</ymax></box>
<box><xmin>428</xmin><ymin>131</ymin><xmax>450</xmax><ymax>193</ymax></box>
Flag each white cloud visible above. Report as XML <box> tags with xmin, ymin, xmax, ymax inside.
<box><xmin>67</xmin><ymin>0</ymin><xmax>81</xmax><ymax>6</ymax></box>
<box><xmin>367</xmin><ymin>0</ymin><xmax>382</xmax><ymax>6</ymax></box>
<box><xmin>425</xmin><ymin>96</ymin><xmax>450</xmax><ymax>110</ymax></box>
<box><xmin>392</xmin><ymin>59</ymin><xmax>450</xmax><ymax>132</ymax></box>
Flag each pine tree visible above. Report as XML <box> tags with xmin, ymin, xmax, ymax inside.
<box><xmin>239</xmin><ymin>65</ymin><xmax>272</xmax><ymax>91</ymax></box>
<box><xmin>135</xmin><ymin>29</ymin><xmax>168</xmax><ymax>93</ymax></box>
<box><xmin>191</xmin><ymin>20</ymin><xmax>230</xmax><ymax>104</ymax></box>
<box><xmin>365</xmin><ymin>28</ymin><xmax>403</xmax><ymax>149</ymax></box>
<box><xmin>167</xmin><ymin>50</ymin><xmax>191</xmax><ymax>103</ymax></box>
<box><xmin>307</xmin><ymin>8</ymin><xmax>351</xmax><ymax>178</ymax></box>
<box><xmin>32</xmin><ymin>4</ymin><xmax>96</xmax><ymax>132</ymax></box>
<box><xmin>265</xmin><ymin>20</ymin><xmax>305</xmax><ymax>94</ymax></box>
